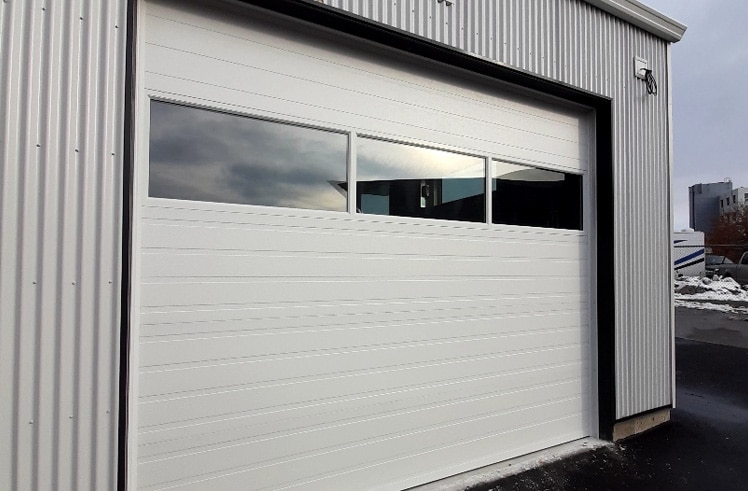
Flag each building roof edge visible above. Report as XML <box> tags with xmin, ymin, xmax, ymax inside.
<box><xmin>584</xmin><ymin>0</ymin><xmax>686</xmax><ymax>42</ymax></box>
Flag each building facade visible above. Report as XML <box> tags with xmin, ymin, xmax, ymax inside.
<box><xmin>689</xmin><ymin>181</ymin><xmax>733</xmax><ymax>233</ymax></box>
<box><xmin>0</xmin><ymin>0</ymin><xmax>684</xmax><ymax>489</ymax></box>
<box><xmin>720</xmin><ymin>186</ymin><xmax>748</xmax><ymax>214</ymax></box>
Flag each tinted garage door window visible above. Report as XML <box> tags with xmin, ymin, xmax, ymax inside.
<box><xmin>492</xmin><ymin>160</ymin><xmax>582</xmax><ymax>230</ymax></box>
<box><xmin>148</xmin><ymin>100</ymin><xmax>348</xmax><ymax>212</ymax></box>
<box><xmin>357</xmin><ymin>137</ymin><xmax>485</xmax><ymax>223</ymax></box>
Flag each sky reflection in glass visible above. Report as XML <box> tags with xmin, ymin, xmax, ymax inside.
<box><xmin>148</xmin><ymin>101</ymin><xmax>348</xmax><ymax>212</ymax></box>
<box><xmin>356</xmin><ymin>137</ymin><xmax>486</xmax><ymax>222</ymax></box>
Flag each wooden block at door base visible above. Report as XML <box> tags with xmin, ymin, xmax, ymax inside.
<box><xmin>613</xmin><ymin>408</ymin><xmax>671</xmax><ymax>441</ymax></box>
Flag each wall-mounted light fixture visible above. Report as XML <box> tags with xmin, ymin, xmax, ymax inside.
<box><xmin>634</xmin><ymin>56</ymin><xmax>658</xmax><ymax>96</ymax></box>
<box><xmin>436</xmin><ymin>0</ymin><xmax>454</xmax><ymax>6</ymax></box>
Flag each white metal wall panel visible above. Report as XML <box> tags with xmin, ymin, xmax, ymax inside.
<box><xmin>323</xmin><ymin>0</ymin><xmax>673</xmax><ymax>422</ymax></box>
<box><xmin>0</xmin><ymin>0</ymin><xmax>126</xmax><ymax>490</ymax></box>
<box><xmin>134</xmin><ymin>1</ymin><xmax>593</xmax><ymax>489</ymax></box>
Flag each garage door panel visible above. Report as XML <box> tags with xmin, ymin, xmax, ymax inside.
<box><xmin>140</xmin><ymin>220</ymin><xmax>587</xmax><ymax>250</ymax></box>
<box><xmin>138</xmin><ymin>396</ymin><xmax>585</xmax><ymax>491</ymax></box>
<box><xmin>138</xmin><ymin>392</ymin><xmax>585</xmax><ymax>490</ymax></box>
<box><xmin>141</xmin><ymin>250</ymin><xmax>586</xmax><ymax>279</ymax></box>
<box><xmin>139</xmin><ymin>323</ymin><xmax>585</xmax><ymax>372</ymax></box>
<box><xmin>145</xmin><ymin>10</ymin><xmax>587</xmax><ymax>163</ymax></box>
<box><xmin>146</xmin><ymin>73</ymin><xmax>585</xmax><ymax>170</ymax></box>
<box><xmin>160</xmin><ymin>420</ymin><xmax>586</xmax><ymax>491</ymax></box>
<box><xmin>141</xmin><ymin>220</ymin><xmax>588</xmax><ymax>260</ymax></box>
<box><xmin>145</xmin><ymin>76</ymin><xmax>586</xmax><ymax>171</ymax></box>
<box><xmin>144</xmin><ymin>49</ymin><xmax>585</xmax><ymax>166</ymax></box>
<box><xmin>148</xmin><ymin>1</ymin><xmax>584</xmax><ymax>126</ymax></box>
<box><xmin>140</xmin><ymin>205</ymin><xmax>588</xmax><ymax>241</ymax></box>
<box><xmin>140</xmin><ymin>277</ymin><xmax>586</xmax><ymax>309</ymax></box>
<box><xmin>137</xmin><ymin>361</ymin><xmax>591</xmax><ymax>427</ymax></box>
<box><xmin>140</xmin><ymin>210</ymin><xmax>588</xmax><ymax>242</ymax></box>
<box><xmin>141</xmin><ymin>393</ymin><xmax>587</xmax><ymax>486</ymax></box>
<box><xmin>138</xmin><ymin>345</ymin><xmax>588</xmax><ymax>433</ymax></box>
<box><xmin>138</xmin><ymin>365</ymin><xmax>587</xmax><ymax>460</ymax></box>
<box><xmin>139</xmin><ymin>296</ymin><xmax>589</xmax><ymax>338</ymax></box>
<box><xmin>137</xmin><ymin>345</ymin><xmax>589</xmax><ymax>430</ymax></box>
<box><xmin>143</xmin><ymin>204</ymin><xmax>588</xmax><ymax>242</ymax></box>
<box><xmin>138</xmin><ymin>319</ymin><xmax>589</xmax><ymax>372</ymax></box>
<box><xmin>146</xmin><ymin>6</ymin><xmax>586</xmax><ymax>131</ymax></box>
<box><xmin>137</xmin><ymin>359</ymin><xmax>588</xmax><ymax>456</ymax></box>
<box><xmin>366</xmin><ymin>421</ymin><xmax>589</xmax><ymax>491</ymax></box>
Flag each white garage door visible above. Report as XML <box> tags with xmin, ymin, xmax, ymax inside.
<box><xmin>133</xmin><ymin>1</ymin><xmax>595</xmax><ymax>489</ymax></box>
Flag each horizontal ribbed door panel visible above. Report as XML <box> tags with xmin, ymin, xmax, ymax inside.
<box><xmin>135</xmin><ymin>1</ymin><xmax>593</xmax><ymax>489</ymax></box>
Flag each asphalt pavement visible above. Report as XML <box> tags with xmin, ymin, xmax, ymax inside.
<box><xmin>468</xmin><ymin>307</ymin><xmax>748</xmax><ymax>491</ymax></box>
<box><xmin>674</xmin><ymin>306</ymin><xmax>748</xmax><ymax>349</ymax></box>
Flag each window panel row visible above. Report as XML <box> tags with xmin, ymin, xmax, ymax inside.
<box><xmin>148</xmin><ymin>100</ymin><xmax>583</xmax><ymax>230</ymax></box>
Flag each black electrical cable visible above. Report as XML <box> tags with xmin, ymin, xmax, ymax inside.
<box><xmin>644</xmin><ymin>69</ymin><xmax>658</xmax><ymax>96</ymax></box>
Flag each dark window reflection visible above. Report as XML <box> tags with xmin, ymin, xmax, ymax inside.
<box><xmin>148</xmin><ymin>100</ymin><xmax>348</xmax><ymax>212</ymax></box>
<box><xmin>356</xmin><ymin>138</ymin><xmax>485</xmax><ymax>223</ymax></box>
<box><xmin>492</xmin><ymin>160</ymin><xmax>582</xmax><ymax>230</ymax></box>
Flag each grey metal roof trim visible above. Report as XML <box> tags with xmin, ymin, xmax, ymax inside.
<box><xmin>585</xmin><ymin>0</ymin><xmax>687</xmax><ymax>42</ymax></box>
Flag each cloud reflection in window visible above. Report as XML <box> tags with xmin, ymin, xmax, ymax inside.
<box><xmin>148</xmin><ymin>101</ymin><xmax>348</xmax><ymax>212</ymax></box>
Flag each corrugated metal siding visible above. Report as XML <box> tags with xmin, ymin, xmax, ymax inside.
<box><xmin>321</xmin><ymin>0</ymin><xmax>672</xmax><ymax>419</ymax></box>
<box><xmin>0</xmin><ymin>0</ymin><xmax>126</xmax><ymax>489</ymax></box>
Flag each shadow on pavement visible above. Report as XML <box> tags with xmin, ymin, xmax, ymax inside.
<box><xmin>472</xmin><ymin>338</ymin><xmax>748</xmax><ymax>491</ymax></box>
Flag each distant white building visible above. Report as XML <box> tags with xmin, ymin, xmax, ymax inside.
<box><xmin>719</xmin><ymin>186</ymin><xmax>748</xmax><ymax>213</ymax></box>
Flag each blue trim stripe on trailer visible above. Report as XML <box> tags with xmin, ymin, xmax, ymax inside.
<box><xmin>675</xmin><ymin>257</ymin><xmax>706</xmax><ymax>271</ymax></box>
<box><xmin>673</xmin><ymin>239</ymin><xmax>687</xmax><ymax>244</ymax></box>
<box><xmin>674</xmin><ymin>248</ymin><xmax>705</xmax><ymax>266</ymax></box>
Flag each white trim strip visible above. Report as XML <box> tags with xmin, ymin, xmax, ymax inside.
<box><xmin>584</xmin><ymin>0</ymin><xmax>687</xmax><ymax>43</ymax></box>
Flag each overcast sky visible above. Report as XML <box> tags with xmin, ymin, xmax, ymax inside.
<box><xmin>640</xmin><ymin>0</ymin><xmax>748</xmax><ymax>229</ymax></box>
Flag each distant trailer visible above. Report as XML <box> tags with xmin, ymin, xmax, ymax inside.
<box><xmin>674</xmin><ymin>230</ymin><xmax>706</xmax><ymax>277</ymax></box>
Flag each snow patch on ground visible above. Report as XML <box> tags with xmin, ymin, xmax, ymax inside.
<box><xmin>674</xmin><ymin>299</ymin><xmax>748</xmax><ymax>314</ymax></box>
<box><xmin>675</xmin><ymin>276</ymin><xmax>748</xmax><ymax>313</ymax></box>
